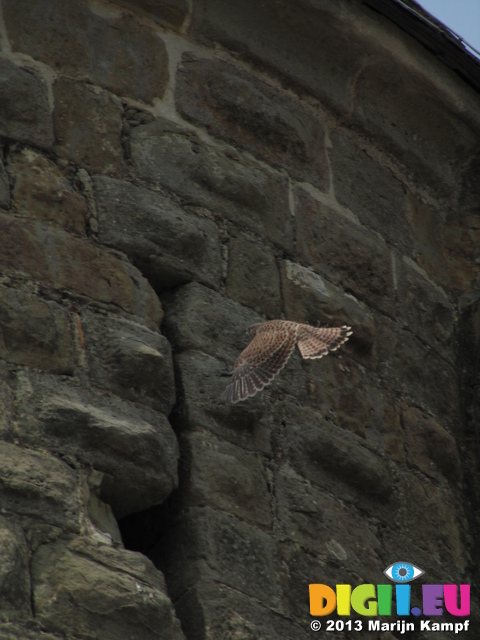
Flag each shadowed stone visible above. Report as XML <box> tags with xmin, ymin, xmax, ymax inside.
<box><xmin>4</xmin><ymin>0</ymin><xmax>169</xmax><ymax>103</ymax></box>
<box><xmin>15</xmin><ymin>373</ymin><xmax>179</xmax><ymax>518</ymax></box>
<box><xmin>32</xmin><ymin>538</ymin><xmax>185</xmax><ymax>640</ymax></box>
<box><xmin>0</xmin><ymin>58</ymin><xmax>53</xmax><ymax>148</ymax></box>
<box><xmin>0</xmin><ymin>517</ymin><xmax>31</xmax><ymax>621</ymax></box>
<box><xmin>82</xmin><ymin>311</ymin><xmax>176</xmax><ymax>415</ymax></box>
<box><xmin>179</xmin><ymin>431</ymin><xmax>271</xmax><ymax>527</ymax></box>
<box><xmin>176</xmin><ymin>54</ymin><xmax>328</xmax><ymax>189</ymax></box>
<box><xmin>130</xmin><ymin>118</ymin><xmax>293</xmax><ymax>251</ymax></box>
<box><xmin>0</xmin><ymin>212</ymin><xmax>163</xmax><ymax>329</ymax></box>
<box><xmin>403</xmin><ymin>405</ymin><xmax>462</xmax><ymax>484</ymax></box>
<box><xmin>153</xmin><ymin>507</ymin><xmax>279</xmax><ymax>603</ymax></box>
<box><xmin>294</xmin><ymin>187</ymin><xmax>394</xmax><ymax>317</ymax></box>
<box><xmin>0</xmin><ymin>442</ymin><xmax>83</xmax><ymax>531</ymax></box>
<box><xmin>53</xmin><ymin>78</ymin><xmax>127</xmax><ymax>177</ymax></box>
<box><xmin>226</xmin><ymin>234</ymin><xmax>282</xmax><ymax>317</ymax></box>
<box><xmin>10</xmin><ymin>148</ymin><xmax>87</xmax><ymax>235</ymax></box>
<box><xmin>0</xmin><ymin>157</ymin><xmax>9</xmax><ymax>209</ymax></box>
<box><xmin>94</xmin><ymin>176</ymin><xmax>222</xmax><ymax>291</ymax></box>
<box><xmin>0</xmin><ymin>285</ymin><xmax>76</xmax><ymax>374</ymax></box>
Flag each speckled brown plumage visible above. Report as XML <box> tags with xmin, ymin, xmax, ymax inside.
<box><xmin>222</xmin><ymin>320</ymin><xmax>352</xmax><ymax>403</ymax></box>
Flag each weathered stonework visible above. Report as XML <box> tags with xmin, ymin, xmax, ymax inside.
<box><xmin>0</xmin><ymin>0</ymin><xmax>479</xmax><ymax>638</ymax></box>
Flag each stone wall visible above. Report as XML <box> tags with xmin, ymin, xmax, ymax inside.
<box><xmin>0</xmin><ymin>0</ymin><xmax>479</xmax><ymax>638</ymax></box>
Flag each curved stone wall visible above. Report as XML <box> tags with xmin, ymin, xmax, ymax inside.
<box><xmin>0</xmin><ymin>0</ymin><xmax>479</xmax><ymax>638</ymax></box>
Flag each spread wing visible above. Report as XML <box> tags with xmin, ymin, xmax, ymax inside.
<box><xmin>296</xmin><ymin>325</ymin><xmax>352</xmax><ymax>359</ymax></box>
<box><xmin>222</xmin><ymin>326</ymin><xmax>296</xmax><ymax>403</ymax></box>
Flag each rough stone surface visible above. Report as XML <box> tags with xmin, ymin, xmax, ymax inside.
<box><xmin>226</xmin><ymin>234</ymin><xmax>282</xmax><ymax>318</ymax></box>
<box><xmin>0</xmin><ymin>442</ymin><xmax>84</xmax><ymax>532</ymax></box>
<box><xmin>396</xmin><ymin>256</ymin><xmax>455</xmax><ymax>360</ymax></box>
<box><xmin>115</xmin><ymin>0</ymin><xmax>189</xmax><ymax>28</ymax></box>
<box><xmin>32</xmin><ymin>538</ymin><xmax>185</xmax><ymax>640</ymax></box>
<box><xmin>15</xmin><ymin>373</ymin><xmax>179</xmax><ymax>518</ymax></box>
<box><xmin>403</xmin><ymin>405</ymin><xmax>462</xmax><ymax>484</ymax></box>
<box><xmin>280</xmin><ymin>259</ymin><xmax>375</xmax><ymax>351</ymax></box>
<box><xmin>0</xmin><ymin>156</ymin><xmax>10</xmax><ymax>209</ymax></box>
<box><xmin>0</xmin><ymin>517</ymin><xmax>31</xmax><ymax>622</ymax></box>
<box><xmin>82</xmin><ymin>311</ymin><xmax>176</xmax><ymax>415</ymax></box>
<box><xmin>294</xmin><ymin>187</ymin><xmax>395</xmax><ymax>317</ymax></box>
<box><xmin>329</xmin><ymin>130</ymin><xmax>408</xmax><ymax>251</ymax></box>
<box><xmin>10</xmin><ymin>148</ymin><xmax>87</xmax><ymax>235</ymax></box>
<box><xmin>130</xmin><ymin>118</ymin><xmax>293</xmax><ymax>251</ymax></box>
<box><xmin>178</xmin><ymin>431</ymin><xmax>271</xmax><ymax>527</ymax></box>
<box><xmin>0</xmin><ymin>57</ymin><xmax>53</xmax><ymax>148</ymax></box>
<box><xmin>351</xmin><ymin>59</ymin><xmax>479</xmax><ymax>195</ymax></box>
<box><xmin>176</xmin><ymin>54</ymin><xmax>329</xmax><ymax>189</ymax></box>
<box><xmin>4</xmin><ymin>0</ymin><xmax>169</xmax><ymax>103</ymax></box>
<box><xmin>0</xmin><ymin>212</ymin><xmax>163</xmax><ymax>329</ymax></box>
<box><xmin>163</xmin><ymin>282</ymin><xmax>262</xmax><ymax>363</ymax></box>
<box><xmin>189</xmin><ymin>0</ymin><xmax>366</xmax><ymax>115</ymax></box>
<box><xmin>0</xmin><ymin>0</ymin><xmax>479</xmax><ymax>637</ymax></box>
<box><xmin>282</xmin><ymin>408</ymin><xmax>393</xmax><ymax>503</ymax></box>
<box><xmin>156</xmin><ymin>507</ymin><xmax>279</xmax><ymax>603</ymax></box>
<box><xmin>94</xmin><ymin>176</ymin><xmax>222</xmax><ymax>291</ymax></box>
<box><xmin>53</xmin><ymin>77</ymin><xmax>128</xmax><ymax>177</ymax></box>
<box><xmin>0</xmin><ymin>285</ymin><xmax>76</xmax><ymax>374</ymax></box>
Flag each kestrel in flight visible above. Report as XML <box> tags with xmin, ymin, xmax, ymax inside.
<box><xmin>222</xmin><ymin>320</ymin><xmax>352</xmax><ymax>403</ymax></box>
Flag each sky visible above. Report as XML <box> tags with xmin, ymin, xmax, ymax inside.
<box><xmin>417</xmin><ymin>0</ymin><xmax>480</xmax><ymax>57</ymax></box>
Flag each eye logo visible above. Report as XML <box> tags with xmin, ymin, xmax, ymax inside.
<box><xmin>384</xmin><ymin>561</ymin><xmax>424</xmax><ymax>583</ymax></box>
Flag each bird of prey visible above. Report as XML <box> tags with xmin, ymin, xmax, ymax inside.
<box><xmin>222</xmin><ymin>320</ymin><xmax>352</xmax><ymax>403</ymax></box>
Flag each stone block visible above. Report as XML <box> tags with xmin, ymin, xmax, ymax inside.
<box><xmin>0</xmin><ymin>517</ymin><xmax>31</xmax><ymax>621</ymax></box>
<box><xmin>32</xmin><ymin>538</ymin><xmax>185</xmax><ymax>640</ymax></box>
<box><xmin>174</xmin><ymin>580</ymin><xmax>303</xmax><ymax>640</ymax></box>
<box><xmin>403</xmin><ymin>406</ymin><xmax>462</xmax><ymax>484</ymax></box>
<box><xmin>53</xmin><ymin>77</ymin><xmax>127</xmax><ymax>177</ymax></box>
<box><xmin>352</xmin><ymin>59</ymin><xmax>479</xmax><ymax>196</ymax></box>
<box><xmin>94</xmin><ymin>176</ymin><xmax>222</xmax><ymax>291</ymax></box>
<box><xmin>0</xmin><ymin>624</ymin><xmax>61</xmax><ymax>639</ymax></box>
<box><xmin>376</xmin><ymin>320</ymin><xmax>460</xmax><ymax>428</ymax></box>
<box><xmin>14</xmin><ymin>373</ymin><xmax>179</xmax><ymax>518</ymax></box>
<box><xmin>386</xmin><ymin>475</ymin><xmax>467</xmax><ymax>575</ymax></box>
<box><xmin>163</xmin><ymin>281</ymin><xmax>262</xmax><ymax>363</ymax></box>
<box><xmin>276</xmin><ymin>542</ymin><xmax>384</xmax><ymax>629</ymax></box>
<box><xmin>0</xmin><ymin>57</ymin><xmax>53</xmax><ymax>148</ymax></box>
<box><xmin>189</xmin><ymin>0</ymin><xmax>366</xmax><ymax>116</ymax></box>
<box><xmin>176</xmin><ymin>55</ymin><xmax>329</xmax><ymax>189</ymax></box>
<box><xmin>280</xmin><ymin>259</ymin><xmax>375</xmax><ymax>351</ymax></box>
<box><xmin>0</xmin><ymin>212</ymin><xmax>163</xmax><ymax>330</ymax></box>
<box><xmin>0</xmin><ymin>442</ymin><xmax>83</xmax><ymax>531</ymax></box>
<box><xmin>0</xmin><ymin>285</ymin><xmax>76</xmax><ymax>374</ymax></box>
<box><xmin>443</xmin><ymin>215</ymin><xmax>480</xmax><ymax>292</ymax></box>
<box><xmin>294</xmin><ymin>187</ymin><xmax>394</xmax><ymax>317</ymax></box>
<box><xmin>0</xmin><ymin>157</ymin><xmax>9</xmax><ymax>209</ymax></box>
<box><xmin>396</xmin><ymin>256</ymin><xmax>455</xmax><ymax>360</ymax></box>
<box><xmin>458</xmin><ymin>153</ymin><xmax>480</xmax><ymax>215</ymax></box>
<box><xmin>82</xmin><ymin>311</ymin><xmax>176</xmax><ymax>415</ymax></box>
<box><xmin>329</xmin><ymin>131</ymin><xmax>408</xmax><ymax>251</ymax></box>
<box><xmin>0</xmin><ymin>362</ymin><xmax>14</xmax><ymax>437</ymax></box>
<box><xmin>226</xmin><ymin>234</ymin><xmax>281</xmax><ymax>317</ymax></box>
<box><xmin>10</xmin><ymin>148</ymin><xmax>87</xmax><ymax>235</ymax></box>
<box><xmin>130</xmin><ymin>118</ymin><xmax>293</xmax><ymax>251</ymax></box>
<box><xmin>281</xmin><ymin>405</ymin><xmax>393</xmax><ymax>502</ymax></box>
<box><xmin>299</xmin><ymin>356</ymin><xmax>401</xmax><ymax>448</ymax></box>
<box><xmin>115</xmin><ymin>0</ymin><xmax>189</xmax><ymax>29</ymax></box>
<box><xmin>156</xmin><ymin>507</ymin><xmax>279</xmax><ymax>604</ymax></box>
<box><xmin>275</xmin><ymin>467</ymin><xmax>381</xmax><ymax>576</ymax></box>
<box><xmin>174</xmin><ymin>350</ymin><xmax>271</xmax><ymax>454</ymax></box>
<box><xmin>4</xmin><ymin>0</ymin><xmax>169</xmax><ymax>103</ymax></box>
<box><xmin>179</xmin><ymin>431</ymin><xmax>271</xmax><ymax>527</ymax></box>
<box><xmin>405</xmin><ymin>194</ymin><xmax>447</xmax><ymax>285</ymax></box>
